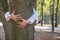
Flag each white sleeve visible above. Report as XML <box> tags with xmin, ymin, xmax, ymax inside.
<box><xmin>5</xmin><ymin>11</ymin><xmax>10</xmax><ymax>21</ymax></box>
<box><xmin>28</xmin><ymin>8</ymin><xmax>38</xmax><ymax>24</ymax></box>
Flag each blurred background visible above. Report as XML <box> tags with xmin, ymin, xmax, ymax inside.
<box><xmin>0</xmin><ymin>0</ymin><xmax>60</xmax><ymax>40</ymax></box>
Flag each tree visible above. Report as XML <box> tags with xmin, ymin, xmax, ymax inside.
<box><xmin>8</xmin><ymin>0</ymin><xmax>36</xmax><ymax>40</ymax></box>
<box><xmin>51</xmin><ymin>0</ymin><xmax>54</xmax><ymax>32</ymax></box>
<box><xmin>0</xmin><ymin>0</ymin><xmax>13</xmax><ymax>40</ymax></box>
<box><xmin>55</xmin><ymin>0</ymin><xmax>59</xmax><ymax>27</ymax></box>
<box><xmin>36</xmin><ymin>0</ymin><xmax>60</xmax><ymax>26</ymax></box>
<box><xmin>40</xmin><ymin>0</ymin><xmax>44</xmax><ymax>26</ymax></box>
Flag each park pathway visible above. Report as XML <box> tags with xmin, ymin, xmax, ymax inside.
<box><xmin>0</xmin><ymin>22</ymin><xmax>5</xmax><ymax>40</ymax></box>
<box><xmin>0</xmin><ymin>22</ymin><xmax>60</xmax><ymax>40</ymax></box>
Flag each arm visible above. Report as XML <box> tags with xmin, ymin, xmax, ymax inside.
<box><xmin>28</xmin><ymin>7</ymin><xmax>38</xmax><ymax>24</ymax></box>
<box><xmin>17</xmin><ymin>8</ymin><xmax>38</xmax><ymax>28</ymax></box>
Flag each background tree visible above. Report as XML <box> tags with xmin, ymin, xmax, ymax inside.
<box><xmin>55</xmin><ymin>0</ymin><xmax>59</xmax><ymax>27</ymax></box>
<box><xmin>36</xmin><ymin>0</ymin><xmax>60</xmax><ymax>27</ymax></box>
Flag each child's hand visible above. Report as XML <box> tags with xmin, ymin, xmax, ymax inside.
<box><xmin>9</xmin><ymin>11</ymin><xmax>21</xmax><ymax>22</ymax></box>
<box><xmin>17</xmin><ymin>19</ymin><xmax>30</xmax><ymax>28</ymax></box>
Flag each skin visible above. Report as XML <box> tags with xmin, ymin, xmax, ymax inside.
<box><xmin>17</xmin><ymin>19</ymin><xmax>30</xmax><ymax>28</ymax></box>
<box><xmin>8</xmin><ymin>11</ymin><xmax>21</xmax><ymax>23</ymax></box>
<box><xmin>9</xmin><ymin>11</ymin><xmax>30</xmax><ymax>28</ymax></box>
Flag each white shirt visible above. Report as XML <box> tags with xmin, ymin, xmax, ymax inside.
<box><xmin>5</xmin><ymin>8</ymin><xmax>38</xmax><ymax>24</ymax></box>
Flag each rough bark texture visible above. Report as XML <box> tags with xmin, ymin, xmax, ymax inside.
<box><xmin>9</xmin><ymin>0</ymin><xmax>35</xmax><ymax>19</ymax></box>
<box><xmin>9</xmin><ymin>0</ymin><xmax>36</xmax><ymax>40</ymax></box>
<box><xmin>0</xmin><ymin>0</ymin><xmax>36</xmax><ymax>40</ymax></box>
<box><xmin>0</xmin><ymin>0</ymin><xmax>14</xmax><ymax>40</ymax></box>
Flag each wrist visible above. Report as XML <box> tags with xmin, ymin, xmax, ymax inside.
<box><xmin>27</xmin><ymin>21</ymin><xmax>30</xmax><ymax>24</ymax></box>
<box><xmin>23</xmin><ymin>20</ymin><xmax>30</xmax><ymax>25</ymax></box>
<box><xmin>8</xmin><ymin>15</ymin><xmax>13</xmax><ymax>20</ymax></box>
<box><xmin>26</xmin><ymin>20</ymin><xmax>30</xmax><ymax>24</ymax></box>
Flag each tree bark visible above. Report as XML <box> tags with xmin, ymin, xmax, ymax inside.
<box><xmin>0</xmin><ymin>0</ymin><xmax>14</xmax><ymax>40</ymax></box>
<box><xmin>8</xmin><ymin>0</ymin><xmax>36</xmax><ymax>40</ymax></box>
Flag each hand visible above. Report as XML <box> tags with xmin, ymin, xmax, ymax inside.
<box><xmin>9</xmin><ymin>11</ymin><xmax>21</xmax><ymax>22</ymax></box>
<box><xmin>17</xmin><ymin>19</ymin><xmax>30</xmax><ymax>28</ymax></box>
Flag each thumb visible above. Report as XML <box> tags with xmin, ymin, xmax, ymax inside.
<box><xmin>12</xmin><ymin>10</ymin><xmax>15</xmax><ymax>15</ymax></box>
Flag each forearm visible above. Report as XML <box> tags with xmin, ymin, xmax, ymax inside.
<box><xmin>28</xmin><ymin>8</ymin><xmax>38</xmax><ymax>24</ymax></box>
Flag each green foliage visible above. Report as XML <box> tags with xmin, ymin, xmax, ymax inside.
<box><xmin>36</xmin><ymin>0</ymin><xmax>51</xmax><ymax>16</ymax></box>
<box><xmin>36</xmin><ymin>0</ymin><xmax>60</xmax><ymax>24</ymax></box>
<box><xmin>36</xmin><ymin>0</ymin><xmax>60</xmax><ymax>16</ymax></box>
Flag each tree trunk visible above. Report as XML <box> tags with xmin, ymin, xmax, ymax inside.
<box><xmin>0</xmin><ymin>0</ymin><xmax>14</xmax><ymax>40</ymax></box>
<box><xmin>55</xmin><ymin>0</ymin><xmax>59</xmax><ymax>27</ymax></box>
<box><xmin>41</xmin><ymin>0</ymin><xmax>44</xmax><ymax>26</ymax></box>
<box><xmin>51</xmin><ymin>0</ymin><xmax>54</xmax><ymax>32</ymax></box>
<box><xmin>8</xmin><ymin>0</ymin><xmax>36</xmax><ymax>40</ymax></box>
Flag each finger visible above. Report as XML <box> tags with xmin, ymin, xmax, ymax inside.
<box><xmin>19</xmin><ymin>24</ymin><xmax>24</xmax><ymax>28</ymax></box>
<box><xmin>17</xmin><ymin>25</ymin><xmax>21</xmax><ymax>28</ymax></box>
<box><xmin>17</xmin><ymin>22</ymin><xmax>21</xmax><ymax>25</ymax></box>
<box><xmin>16</xmin><ymin>16</ymin><xmax>22</xmax><ymax>19</ymax></box>
<box><xmin>22</xmin><ymin>26</ymin><xmax>25</xmax><ymax>29</ymax></box>
<box><xmin>22</xmin><ymin>24</ymin><xmax>26</xmax><ymax>28</ymax></box>
<box><xmin>18</xmin><ymin>14</ymin><xmax>21</xmax><ymax>16</ymax></box>
<box><xmin>17</xmin><ymin>18</ymin><xmax>21</xmax><ymax>21</ymax></box>
<box><xmin>17</xmin><ymin>24</ymin><xmax>22</xmax><ymax>27</ymax></box>
<box><xmin>15</xmin><ymin>15</ymin><xmax>20</xmax><ymax>18</ymax></box>
<box><xmin>12</xmin><ymin>10</ymin><xmax>15</xmax><ymax>15</ymax></box>
<box><xmin>19</xmin><ymin>24</ymin><xmax>22</xmax><ymax>27</ymax></box>
<box><xmin>16</xmin><ymin>14</ymin><xmax>21</xmax><ymax>16</ymax></box>
<box><xmin>14</xmin><ymin>20</ymin><xmax>18</xmax><ymax>23</ymax></box>
<box><xmin>17</xmin><ymin>17</ymin><xmax>21</xmax><ymax>19</ymax></box>
<box><xmin>17</xmin><ymin>18</ymin><xmax>23</xmax><ymax>21</ymax></box>
<box><xmin>18</xmin><ymin>26</ymin><xmax>21</xmax><ymax>28</ymax></box>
